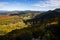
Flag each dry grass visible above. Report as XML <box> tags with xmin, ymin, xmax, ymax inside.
<box><xmin>0</xmin><ymin>16</ymin><xmax>28</xmax><ymax>35</ymax></box>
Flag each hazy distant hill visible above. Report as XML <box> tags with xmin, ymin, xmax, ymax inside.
<box><xmin>0</xmin><ymin>11</ymin><xmax>42</xmax><ymax>16</ymax></box>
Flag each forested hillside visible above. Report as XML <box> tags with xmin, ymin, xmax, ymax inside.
<box><xmin>0</xmin><ymin>9</ymin><xmax>60</xmax><ymax>40</ymax></box>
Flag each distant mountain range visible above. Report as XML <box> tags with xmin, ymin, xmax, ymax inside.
<box><xmin>0</xmin><ymin>11</ymin><xmax>41</xmax><ymax>16</ymax></box>
<box><xmin>0</xmin><ymin>10</ymin><xmax>45</xmax><ymax>16</ymax></box>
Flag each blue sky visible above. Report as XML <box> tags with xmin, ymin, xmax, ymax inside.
<box><xmin>0</xmin><ymin>0</ymin><xmax>60</xmax><ymax>11</ymax></box>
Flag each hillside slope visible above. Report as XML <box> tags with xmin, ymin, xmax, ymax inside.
<box><xmin>0</xmin><ymin>9</ymin><xmax>60</xmax><ymax>40</ymax></box>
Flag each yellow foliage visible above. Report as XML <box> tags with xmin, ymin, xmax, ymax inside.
<box><xmin>0</xmin><ymin>16</ymin><xmax>28</xmax><ymax>35</ymax></box>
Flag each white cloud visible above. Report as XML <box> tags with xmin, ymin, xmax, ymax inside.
<box><xmin>0</xmin><ymin>2</ymin><xmax>9</xmax><ymax>6</ymax></box>
<box><xmin>0</xmin><ymin>2</ymin><xmax>27</xmax><ymax>11</ymax></box>
<box><xmin>0</xmin><ymin>0</ymin><xmax>60</xmax><ymax>11</ymax></box>
<box><xmin>32</xmin><ymin>0</ymin><xmax>60</xmax><ymax>10</ymax></box>
<box><xmin>48</xmin><ymin>0</ymin><xmax>60</xmax><ymax>6</ymax></box>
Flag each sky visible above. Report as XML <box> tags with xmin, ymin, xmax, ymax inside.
<box><xmin>0</xmin><ymin>0</ymin><xmax>60</xmax><ymax>11</ymax></box>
